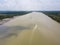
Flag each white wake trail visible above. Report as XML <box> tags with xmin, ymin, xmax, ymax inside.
<box><xmin>29</xmin><ymin>24</ymin><xmax>38</xmax><ymax>45</ymax></box>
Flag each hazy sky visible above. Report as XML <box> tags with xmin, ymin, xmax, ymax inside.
<box><xmin>0</xmin><ymin>0</ymin><xmax>60</xmax><ymax>11</ymax></box>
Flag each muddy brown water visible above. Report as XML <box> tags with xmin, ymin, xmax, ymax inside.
<box><xmin>0</xmin><ymin>12</ymin><xmax>60</xmax><ymax>45</ymax></box>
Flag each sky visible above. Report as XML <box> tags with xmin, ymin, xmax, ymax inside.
<box><xmin>0</xmin><ymin>0</ymin><xmax>60</xmax><ymax>11</ymax></box>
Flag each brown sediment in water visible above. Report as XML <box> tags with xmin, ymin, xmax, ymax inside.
<box><xmin>1</xmin><ymin>29</ymin><xmax>59</xmax><ymax>45</ymax></box>
<box><xmin>0</xmin><ymin>12</ymin><xmax>60</xmax><ymax>45</ymax></box>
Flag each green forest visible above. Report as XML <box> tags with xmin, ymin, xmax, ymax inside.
<box><xmin>0</xmin><ymin>11</ymin><xmax>60</xmax><ymax>23</ymax></box>
<box><xmin>0</xmin><ymin>11</ymin><xmax>31</xmax><ymax>20</ymax></box>
<box><xmin>42</xmin><ymin>11</ymin><xmax>60</xmax><ymax>23</ymax></box>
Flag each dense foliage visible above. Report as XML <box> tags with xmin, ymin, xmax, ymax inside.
<box><xmin>0</xmin><ymin>11</ymin><xmax>60</xmax><ymax>23</ymax></box>
<box><xmin>0</xmin><ymin>11</ymin><xmax>31</xmax><ymax>20</ymax></box>
<box><xmin>42</xmin><ymin>11</ymin><xmax>60</xmax><ymax>23</ymax></box>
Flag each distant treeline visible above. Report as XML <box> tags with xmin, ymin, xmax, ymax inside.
<box><xmin>0</xmin><ymin>11</ymin><xmax>32</xmax><ymax>14</ymax></box>
<box><xmin>0</xmin><ymin>11</ymin><xmax>31</xmax><ymax>20</ymax></box>
<box><xmin>0</xmin><ymin>11</ymin><xmax>60</xmax><ymax>23</ymax></box>
<box><xmin>42</xmin><ymin>11</ymin><xmax>60</xmax><ymax>23</ymax></box>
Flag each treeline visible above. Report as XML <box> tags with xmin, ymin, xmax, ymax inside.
<box><xmin>0</xmin><ymin>11</ymin><xmax>60</xmax><ymax>23</ymax></box>
<box><xmin>0</xmin><ymin>11</ymin><xmax>31</xmax><ymax>20</ymax></box>
<box><xmin>0</xmin><ymin>14</ymin><xmax>14</xmax><ymax>20</ymax></box>
<box><xmin>42</xmin><ymin>11</ymin><xmax>60</xmax><ymax>23</ymax></box>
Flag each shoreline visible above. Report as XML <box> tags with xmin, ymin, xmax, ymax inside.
<box><xmin>0</xmin><ymin>16</ymin><xmax>17</xmax><ymax>25</ymax></box>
